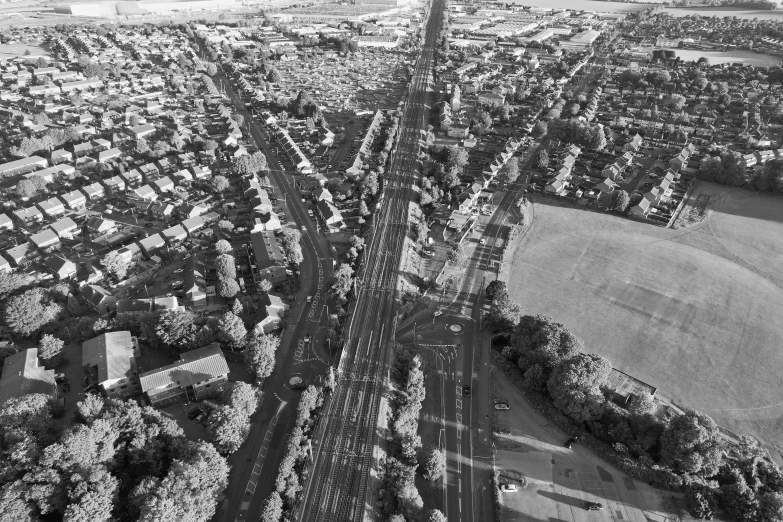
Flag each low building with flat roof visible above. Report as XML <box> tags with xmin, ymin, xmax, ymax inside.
<box><xmin>0</xmin><ymin>348</ymin><xmax>57</xmax><ymax>405</ymax></box>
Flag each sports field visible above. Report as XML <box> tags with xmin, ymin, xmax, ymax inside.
<box><xmin>508</xmin><ymin>187</ymin><xmax>783</xmax><ymax>452</ymax></box>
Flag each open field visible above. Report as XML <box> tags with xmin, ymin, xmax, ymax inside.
<box><xmin>664</xmin><ymin>6</ymin><xmax>783</xmax><ymax>19</ymax></box>
<box><xmin>672</xmin><ymin>49</ymin><xmax>782</xmax><ymax>66</ymax></box>
<box><xmin>508</xmin><ymin>193</ymin><xmax>783</xmax><ymax>453</ymax></box>
<box><xmin>510</xmin><ymin>0</ymin><xmax>654</xmax><ymax>12</ymax></box>
<box><xmin>0</xmin><ymin>42</ymin><xmax>48</xmax><ymax>59</ymax></box>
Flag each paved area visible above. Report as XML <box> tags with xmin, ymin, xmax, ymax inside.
<box><xmin>491</xmin><ymin>370</ymin><xmax>682</xmax><ymax>522</ymax></box>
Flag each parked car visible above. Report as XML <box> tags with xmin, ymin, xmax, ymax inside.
<box><xmin>565</xmin><ymin>436</ymin><xmax>578</xmax><ymax>449</ymax></box>
<box><xmin>62</xmin><ymin>382</ymin><xmax>70</xmax><ymax>393</ymax></box>
<box><xmin>500</xmin><ymin>484</ymin><xmax>517</xmax><ymax>493</ymax></box>
<box><xmin>54</xmin><ymin>373</ymin><xmax>67</xmax><ymax>383</ymax></box>
<box><xmin>494</xmin><ymin>402</ymin><xmax>510</xmax><ymax>410</ymax></box>
<box><xmin>463</xmin><ymin>385</ymin><xmax>471</xmax><ymax>397</ymax></box>
<box><xmin>586</xmin><ymin>502</ymin><xmax>603</xmax><ymax>511</ymax></box>
<box><xmin>433</xmin><ymin>310</ymin><xmax>443</xmax><ymax>317</ymax></box>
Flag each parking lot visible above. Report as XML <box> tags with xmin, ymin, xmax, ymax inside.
<box><xmin>492</xmin><ymin>370</ymin><xmax>682</xmax><ymax>522</ymax></box>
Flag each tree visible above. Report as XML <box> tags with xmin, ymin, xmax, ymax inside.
<box><xmin>211</xmin><ymin>175</ymin><xmax>230</xmax><ymax>193</ymax></box>
<box><xmin>258</xmin><ymin>279</ymin><xmax>272</xmax><ymax>294</ymax></box>
<box><xmin>15</xmin><ymin>179</ymin><xmax>37</xmax><ymax>199</ymax></box>
<box><xmin>135</xmin><ymin>138</ymin><xmax>150</xmax><ymax>155</ymax></box>
<box><xmin>281</xmin><ymin>229</ymin><xmax>304</xmax><ymax>266</ymax></box>
<box><xmin>628</xmin><ymin>392</ymin><xmax>657</xmax><ymax>416</ymax></box>
<box><xmin>260</xmin><ymin>491</ymin><xmax>284</xmax><ymax>522</ymax></box>
<box><xmin>232</xmin><ymin>298</ymin><xmax>243</xmax><ymax>316</ymax></box>
<box><xmin>685</xmin><ymin>483</ymin><xmax>717</xmax><ymax>520</ymax></box>
<box><xmin>0</xmin><ymin>271</ymin><xmax>28</xmax><ymax>301</ymax></box>
<box><xmin>215</xmin><ymin>254</ymin><xmax>236</xmax><ymax>280</ymax></box>
<box><xmin>102</xmin><ymin>250</ymin><xmax>129</xmax><ymax>281</ymax></box>
<box><xmin>217</xmin><ymin>278</ymin><xmax>240</xmax><ymax>299</ymax></box>
<box><xmin>214</xmin><ymin>240</ymin><xmax>233</xmax><ymax>255</ymax></box>
<box><xmin>497</xmin><ymin>157</ymin><xmax>520</xmax><ymax>185</ymax></box>
<box><xmin>218</xmin><ymin>220</ymin><xmax>234</xmax><ymax>232</ymax></box>
<box><xmin>222</xmin><ymin>382</ymin><xmax>259</xmax><ymax>418</ymax></box>
<box><xmin>445</xmin><ymin>145</ymin><xmax>469</xmax><ymax>172</ymax></box>
<box><xmin>5</xmin><ymin>289</ymin><xmax>62</xmax><ymax>337</ymax></box>
<box><xmin>230</xmin><ymin>152</ymin><xmax>267</xmax><ymax>178</ymax></box>
<box><xmin>38</xmin><ymin>334</ymin><xmax>64</xmax><ymax>364</ymax></box>
<box><xmin>244</xmin><ymin>327</ymin><xmax>280</xmax><ymax>380</ymax></box>
<box><xmin>330</xmin><ymin>263</ymin><xmax>354</xmax><ymax>300</ymax></box>
<box><xmin>719</xmin><ymin>474</ymin><xmax>759</xmax><ymax>522</ymax></box>
<box><xmin>205</xmin><ymin>62</ymin><xmax>218</xmax><ymax>76</ymax></box>
<box><xmin>155</xmin><ymin>309</ymin><xmax>198</xmax><ymax>350</ymax></box>
<box><xmin>535</xmin><ymin>150</ymin><xmax>549</xmax><ymax>169</ymax></box>
<box><xmin>485</xmin><ymin>280</ymin><xmax>507</xmax><ymax>303</ymax></box>
<box><xmin>547</xmin><ymin>353</ymin><xmax>611</xmax><ymax>422</ymax></box>
<box><xmin>611</xmin><ymin>190</ymin><xmax>630</xmax><ymax>212</ymax></box>
<box><xmin>508</xmin><ymin>315</ymin><xmax>583</xmax><ymax>390</ymax></box>
<box><xmin>129</xmin><ymin>114</ymin><xmax>141</xmax><ymax>127</ymax></box>
<box><xmin>660</xmin><ymin>409</ymin><xmax>723</xmax><ymax>477</ymax></box>
<box><xmin>422</xmin><ymin>448</ymin><xmax>446</xmax><ymax>481</ymax></box>
<box><xmin>759</xmin><ymin>492</ymin><xmax>783</xmax><ymax>522</ymax></box>
<box><xmin>425</xmin><ymin>509</ymin><xmax>446</xmax><ymax>522</ymax></box>
<box><xmin>217</xmin><ymin>312</ymin><xmax>246</xmax><ymax>350</ymax></box>
<box><xmin>76</xmin><ymin>394</ymin><xmax>104</xmax><ymax>424</ymax></box>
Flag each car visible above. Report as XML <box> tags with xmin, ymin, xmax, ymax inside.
<box><xmin>301</xmin><ymin>226</ymin><xmax>306</xmax><ymax>232</ymax></box>
<box><xmin>494</xmin><ymin>402</ymin><xmax>510</xmax><ymax>410</ymax></box>
<box><xmin>463</xmin><ymin>385</ymin><xmax>471</xmax><ymax>397</ymax></box>
<box><xmin>433</xmin><ymin>310</ymin><xmax>443</xmax><ymax>317</ymax></box>
<box><xmin>188</xmin><ymin>409</ymin><xmax>202</xmax><ymax>420</ymax></box>
<box><xmin>63</xmin><ymin>382</ymin><xmax>71</xmax><ymax>393</ymax></box>
<box><xmin>421</xmin><ymin>250</ymin><xmax>435</xmax><ymax>257</ymax></box>
<box><xmin>500</xmin><ymin>484</ymin><xmax>517</xmax><ymax>492</ymax></box>
<box><xmin>54</xmin><ymin>373</ymin><xmax>67</xmax><ymax>383</ymax></box>
<box><xmin>308</xmin><ymin>210</ymin><xmax>314</xmax><ymax>217</ymax></box>
<box><xmin>307</xmin><ymin>296</ymin><xmax>312</xmax><ymax>303</ymax></box>
<box><xmin>565</xmin><ymin>436</ymin><xmax>578</xmax><ymax>449</ymax></box>
<box><xmin>301</xmin><ymin>197</ymin><xmax>306</xmax><ymax>203</ymax></box>
<box><xmin>193</xmin><ymin>412</ymin><xmax>206</xmax><ymax>423</ymax></box>
<box><xmin>479</xmin><ymin>238</ymin><xmax>486</xmax><ymax>245</ymax></box>
<box><xmin>586</xmin><ymin>502</ymin><xmax>604</xmax><ymax>511</ymax></box>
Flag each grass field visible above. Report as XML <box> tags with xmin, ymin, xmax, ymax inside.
<box><xmin>0</xmin><ymin>43</ymin><xmax>48</xmax><ymax>59</ymax></box>
<box><xmin>509</xmin><ymin>0</ymin><xmax>654</xmax><ymax>12</ymax></box>
<box><xmin>507</xmin><ymin>190</ymin><xmax>783</xmax><ymax>453</ymax></box>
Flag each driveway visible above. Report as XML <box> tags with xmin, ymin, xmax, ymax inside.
<box><xmin>491</xmin><ymin>370</ymin><xmax>682</xmax><ymax>522</ymax></box>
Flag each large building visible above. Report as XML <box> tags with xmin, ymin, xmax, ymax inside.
<box><xmin>54</xmin><ymin>0</ymin><xmax>239</xmax><ymax>18</ymax></box>
<box><xmin>0</xmin><ymin>348</ymin><xmax>57</xmax><ymax>405</ymax></box>
<box><xmin>139</xmin><ymin>344</ymin><xmax>229</xmax><ymax>407</ymax></box>
<box><xmin>82</xmin><ymin>331</ymin><xmax>141</xmax><ymax>398</ymax></box>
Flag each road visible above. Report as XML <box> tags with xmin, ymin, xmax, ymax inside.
<box><xmin>298</xmin><ymin>1</ymin><xmax>446</xmax><ymax>521</ymax></box>
<box><xmin>209</xmin><ymin>59</ymin><xmax>336</xmax><ymax>522</ymax></box>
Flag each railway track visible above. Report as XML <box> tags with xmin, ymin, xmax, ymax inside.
<box><xmin>298</xmin><ymin>1</ymin><xmax>446</xmax><ymax>521</ymax></box>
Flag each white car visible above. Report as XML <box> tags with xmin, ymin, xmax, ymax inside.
<box><xmin>480</xmin><ymin>239</ymin><xmax>486</xmax><ymax>245</ymax></box>
<box><xmin>307</xmin><ymin>296</ymin><xmax>312</xmax><ymax>303</ymax></box>
<box><xmin>433</xmin><ymin>310</ymin><xmax>443</xmax><ymax>317</ymax></box>
<box><xmin>501</xmin><ymin>484</ymin><xmax>517</xmax><ymax>493</ymax></box>
<box><xmin>304</xmin><ymin>335</ymin><xmax>311</xmax><ymax>343</ymax></box>
<box><xmin>495</xmin><ymin>402</ymin><xmax>510</xmax><ymax>410</ymax></box>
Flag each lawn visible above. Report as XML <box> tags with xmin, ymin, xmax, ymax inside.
<box><xmin>506</xmin><ymin>194</ymin><xmax>783</xmax><ymax>453</ymax></box>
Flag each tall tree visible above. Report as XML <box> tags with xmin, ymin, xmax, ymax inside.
<box><xmin>660</xmin><ymin>409</ymin><xmax>723</xmax><ymax>477</ymax></box>
<box><xmin>102</xmin><ymin>250</ymin><xmax>129</xmax><ymax>281</ymax></box>
<box><xmin>244</xmin><ymin>327</ymin><xmax>280</xmax><ymax>380</ymax></box>
<box><xmin>547</xmin><ymin>353</ymin><xmax>611</xmax><ymax>422</ymax></box>
<box><xmin>216</xmin><ymin>312</ymin><xmax>246</xmax><ymax>350</ymax></box>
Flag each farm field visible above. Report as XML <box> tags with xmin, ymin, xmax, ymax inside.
<box><xmin>507</xmin><ymin>193</ymin><xmax>783</xmax><ymax>454</ymax></box>
<box><xmin>511</xmin><ymin>0</ymin><xmax>654</xmax><ymax>12</ymax></box>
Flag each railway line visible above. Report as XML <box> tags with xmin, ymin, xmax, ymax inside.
<box><xmin>298</xmin><ymin>0</ymin><xmax>446</xmax><ymax>520</ymax></box>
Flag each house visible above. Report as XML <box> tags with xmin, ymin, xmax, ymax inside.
<box><xmin>44</xmin><ymin>255</ymin><xmax>77</xmax><ymax>280</ymax></box>
<box><xmin>102</xmin><ymin>176</ymin><xmax>126</xmax><ymax>194</ymax></box>
<box><xmin>36</xmin><ymin>197</ymin><xmax>65</xmax><ymax>218</ymax></box>
<box><xmin>82</xmin><ymin>285</ymin><xmax>117</xmax><ymax>313</ymax></box>
<box><xmin>0</xmin><ymin>348</ymin><xmax>57</xmax><ymax>405</ymax></box>
<box><xmin>313</xmin><ymin>187</ymin><xmax>333</xmax><ymax>203</ymax></box>
<box><xmin>85</xmin><ymin>216</ymin><xmax>117</xmax><ymax>236</ymax></box>
<box><xmin>80</xmin><ymin>182</ymin><xmax>106</xmax><ymax>201</ymax></box>
<box><xmin>162</xmin><ymin>224</ymin><xmax>187</xmax><ymax>244</ymax></box>
<box><xmin>30</xmin><ymin>229</ymin><xmax>61</xmax><ymax>250</ymax></box>
<box><xmin>132</xmin><ymin>184</ymin><xmax>158</xmax><ymax>201</ymax></box>
<box><xmin>139</xmin><ymin>344</ymin><xmax>229</xmax><ymax>407</ymax></box>
<box><xmin>183</xmin><ymin>255</ymin><xmax>207</xmax><ymax>307</ymax></box>
<box><xmin>316</xmin><ymin>199</ymin><xmax>345</xmax><ymax>231</ymax></box>
<box><xmin>49</xmin><ymin>216</ymin><xmax>78</xmax><ymax>239</ymax></box>
<box><xmin>601</xmin><ymin>164</ymin><xmax>621</xmax><ymax>181</ymax></box>
<box><xmin>595</xmin><ymin>179</ymin><xmax>617</xmax><ymax>194</ymax></box>
<box><xmin>98</xmin><ymin>147</ymin><xmax>122</xmax><ymax>163</ymax></box>
<box><xmin>82</xmin><ymin>331</ymin><xmax>141</xmax><ymax>398</ymax></box>
<box><xmin>252</xmin><ymin>211</ymin><xmax>282</xmax><ymax>232</ymax></box>
<box><xmin>630</xmin><ymin>197</ymin><xmax>652</xmax><ymax>218</ymax></box>
<box><xmin>12</xmin><ymin>206</ymin><xmax>43</xmax><ymax>225</ymax></box>
<box><xmin>447</xmin><ymin>124</ymin><xmax>470</xmax><ymax>139</ymax></box>
<box><xmin>0</xmin><ymin>213</ymin><xmax>13</xmax><ymax>231</ymax></box>
<box><xmin>256</xmin><ymin>293</ymin><xmax>291</xmax><ymax>333</ymax></box>
<box><xmin>152</xmin><ymin>176</ymin><xmax>175</xmax><ymax>194</ymax></box>
<box><xmin>182</xmin><ymin>216</ymin><xmax>206</xmax><ymax>236</ymax></box>
<box><xmin>119</xmin><ymin>169</ymin><xmax>143</xmax><ymax>187</ymax></box>
<box><xmin>251</xmin><ymin>231</ymin><xmax>286</xmax><ymax>271</ymax></box>
<box><xmin>4</xmin><ymin>243</ymin><xmax>34</xmax><ymax>267</ymax></box>
<box><xmin>0</xmin><ymin>257</ymin><xmax>10</xmax><ymax>273</ymax></box>
<box><xmin>477</xmin><ymin>92</ymin><xmax>504</xmax><ymax>106</ymax></box>
<box><xmin>137</xmin><ymin>233</ymin><xmax>166</xmax><ymax>258</ymax></box>
<box><xmin>148</xmin><ymin>201</ymin><xmax>175</xmax><ymax>219</ymax></box>
<box><xmin>116</xmin><ymin>296</ymin><xmax>180</xmax><ymax>313</ymax></box>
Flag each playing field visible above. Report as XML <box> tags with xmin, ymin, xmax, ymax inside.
<box><xmin>507</xmin><ymin>189</ymin><xmax>783</xmax><ymax>452</ymax></box>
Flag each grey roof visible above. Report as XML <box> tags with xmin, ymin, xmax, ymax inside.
<box><xmin>139</xmin><ymin>344</ymin><xmax>228</xmax><ymax>393</ymax></box>
<box><xmin>0</xmin><ymin>348</ymin><xmax>56</xmax><ymax>405</ymax></box>
<box><xmin>82</xmin><ymin>331</ymin><xmax>136</xmax><ymax>384</ymax></box>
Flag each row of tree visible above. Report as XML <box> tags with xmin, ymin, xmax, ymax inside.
<box><xmin>699</xmin><ymin>153</ymin><xmax>783</xmax><ymax>194</ymax></box>
<box><xmin>0</xmin><ymin>394</ymin><xmax>229</xmax><ymax>521</ymax></box>
<box><xmin>486</xmin><ymin>288</ymin><xmax>783</xmax><ymax>521</ymax></box>
<box><xmin>261</xmin><ymin>385</ymin><xmax>326</xmax><ymax>522</ymax></box>
<box><xmin>206</xmin><ymin>382</ymin><xmax>261</xmax><ymax>454</ymax></box>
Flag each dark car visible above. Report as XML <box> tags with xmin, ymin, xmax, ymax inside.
<box><xmin>54</xmin><ymin>373</ymin><xmax>68</xmax><ymax>383</ymax></box>
<box><xmin>62</xmin><ymin>382</ymin><xmax>70</xmax><ymax>393</ymax></box>
<box><xmin>463</xmin><ymin>385</ymin><xmax>471</xmax><ymax>397</ymax></box>
<box><xmin>565</xmin><ymin>436</ymin><xmax>578</xmax><ymax>449</ymax></box>
<box><xmin>586</xmin><ymin>502</ymin><xmax>604</xmax><ymax>511</ymax></box>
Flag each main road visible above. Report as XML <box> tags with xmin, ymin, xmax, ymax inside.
<box><xmin>298</xmin><ymin>1</ymin><xmax>446</xmax><ymax>521</ymax></box>
<box><xmin>209</xmin><ymin>56</ymin><xmax>335</xmax><ymax>522</ymax></box>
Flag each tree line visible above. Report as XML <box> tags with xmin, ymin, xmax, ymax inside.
<box><xmin>486</xmin><ymin>287</ymin><xmax>783</xmax><ymax>521</ymax></box>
